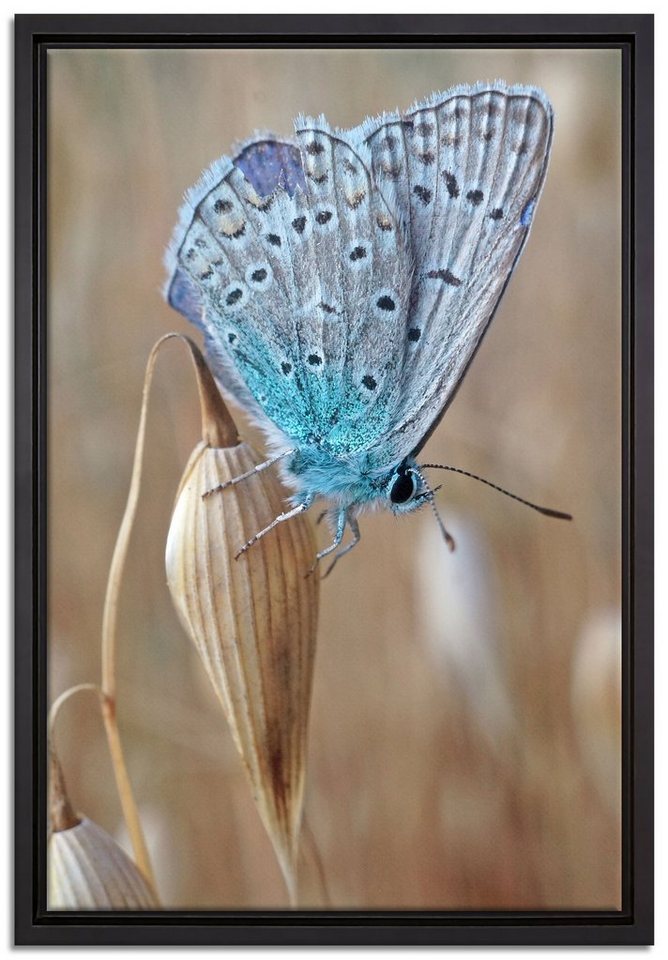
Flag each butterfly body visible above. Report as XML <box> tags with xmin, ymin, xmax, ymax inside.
<box><xmin>282</xmin><ymin>445</ymin><xmax>422</xmax><ymax>512</ymax></box>
<box><xmin>165</xmin><ymin>82</ymin><xmax>556</xmax><ymax>566</ymax></box>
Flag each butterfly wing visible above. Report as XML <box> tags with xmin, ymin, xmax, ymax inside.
<box><xmin>165</xmin><ymin>83</ymin><xmax>552</xmax><ymax>469</ymax></box>
<box><xmin>166</xmin><ymin>138</ymin><xmax>307</xmax><ymax>425</ymax></box>
<box><xmin>165</xmin><ymin>130</ymin><xmax>413</xmax><ymax>454</ymax></box>
<box><xmin>347</xmin><ymin>82</ymin><xmax>553</xmax><ymax>461</ymax></box>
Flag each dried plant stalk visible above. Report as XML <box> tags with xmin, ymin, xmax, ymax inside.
<box><xmin>166</xmin><ymin>436</ymin><xmax>319</xmax><ymax>903</ymax></box>
<box><xmin>98</xmin><ymin>331</ymin><xmax>235</xmax><ymax>891</ymax></box>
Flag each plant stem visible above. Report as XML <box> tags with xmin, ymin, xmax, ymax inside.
<box><xmin>48</xmin><ymin>684</ymin><xmax>102</xmax><ymax>834</ymax></box>
<box><xmin>99</xmin><ymin>332</ymin><xmax>225</xmax><ymax>894</ymax></box>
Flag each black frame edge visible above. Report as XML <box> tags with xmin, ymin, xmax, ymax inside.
<box><xmin>14</xmin><ymin>12</ymin><xmax>654</xmax><ymax>947</ymax></box>
<box><xmin>14</xmin><ymin>11</ymin><xmax>37</xmax><ymax>949</ymax></box>
<box><xmin>629</xmin><ymin>10</ymin><xmax>654</xmax><ymax>949</ymax></box>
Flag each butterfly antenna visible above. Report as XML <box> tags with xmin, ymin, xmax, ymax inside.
<box><xmin>412</xmin><ymin>468</ymin><xmax>456</xmax><ymax>552</ymax></box>
<box><xmin>421</xmin><ymin>464</ymin><xmax>572</xmax><ymax>521</ymax></box>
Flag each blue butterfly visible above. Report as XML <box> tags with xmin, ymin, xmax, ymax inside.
<box><xmin>165</xmin><ymin>82</ymin><xmax>570</xmax><ymax>575</ymax></box>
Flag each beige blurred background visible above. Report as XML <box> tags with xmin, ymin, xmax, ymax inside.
<box><xmin>47</xmin><ymin>47</ymin><xmax>621</xmax><ymax>909</ymax></box>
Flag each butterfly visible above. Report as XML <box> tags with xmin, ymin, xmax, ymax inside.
<box><xmin>165</xmin><ymin>81</ymin><xmax>570</xmax><ymax>576</ymax></box>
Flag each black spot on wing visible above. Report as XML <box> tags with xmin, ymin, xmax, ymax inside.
<box><xmin>362</xmin><ymin>374</ymin><xmax>377</xmax><ymax>391</ymax></box>
<box><xmin>346</xmin><ymin>190</ymin><xmax>366</xmax><ymax>210</ymax></box>
<box><xmin>417</xmin><ymin>150</ymin><xmax>435</xmax><ymax>166</ymax></box>
<box><xmin>413</xmin><ymin>185</ymin><xmax>432</xmax><ymax>205</ymax></box>
<box><xmin>380</xmin><ymin>164</ymin><xmax>402</xmax><ymax>181</ymax></box>
<box><xmin>441</xmin><ymin>133</ymin><xmax>461</xmax><ymax>148</ymax></box>
<box><xmin>226</xmin><ymin>288</ymin><xmax>244</xmax><ymax>305</ymax></box>
<box><xmin>466</xmin><ymin>189</ymin><xmax>484</xmax><ymax>206</ymax></box>
<box><xmin>221</xmin><ymin>222</ymin><xmax>246</xmax><ymax>240</ymax></box>
<box><xmin>490</xmin><ymin>207</ymin><xmax>504</xmax><ymax>220</ymax></box>
<box><xmin>377</xmin><ymin>295</ymin><xmax>396</xmax><ymax>312</ymax></box>
<box><xmin>414</xmin><ymin>120</ymin><xmax>434</xmax><ymax>137</ymax></box>
<box><xmin>427</xmin><ymin>268</ymin><xmax>462</xmax><ymax>287</ymax></box>
<box><xmin>442</xmin><ymin>171</ymin><xmax>460</xmax><ymax>199</ymax></box>
<box><xmin>308</xmin><ymin>353</ymin><xmax>322</xmax><ymax>366</ymax></box>
<box><xmin>407</xmin><ymin>327</ymin><xmax>421</xmax><ymax>342</ymax></box>
<box><xmin>292</xmin><ymin>215</ymin><xmax>307</xmax><ymax>234</ymax></box>
<box><xmin>249</xmin><ymin>195</ymin><xmax>273</xmax><ymax>213</ymax></box>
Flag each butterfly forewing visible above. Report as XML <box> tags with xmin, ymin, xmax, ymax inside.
<box><xmin>354</xmin><ymin>84</ymin><xmax>553</xmax><ymax>460</ymax></box>
<box><xmin>291</xmin><ymin>124</ymin><xmax>416</xmax><ymax>453</ymax></box>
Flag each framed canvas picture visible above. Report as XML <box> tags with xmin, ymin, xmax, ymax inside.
<box><xmin>14</xmin><ymin>13</ymin><xmax>653</xmax><ymax>946</ymax></box>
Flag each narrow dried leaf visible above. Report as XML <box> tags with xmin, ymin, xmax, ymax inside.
<box><xmin>166</xmin><ymin>440</ymin><xmax>319</xmax><ymax>899</ymax></box>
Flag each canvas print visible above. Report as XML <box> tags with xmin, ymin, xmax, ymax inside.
<box><xmin>47</xmin><ymin>47</ymin><xmax>621</xmax><ymax>910</ymax></box>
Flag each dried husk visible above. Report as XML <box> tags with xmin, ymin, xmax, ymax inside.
<box><xmin>48</xmin><ymin>817</ymin><xmax>159</xmax><ymax>910</ymax></box>
<box><xmin>48</xmin><ymin>752</ymin><xmax>158</xmax><ymax>910</ymax></box>
<box><xmin>165</xmin><ymin>369</ymin><xmax>319</xmax><ymax>901</ymax></box>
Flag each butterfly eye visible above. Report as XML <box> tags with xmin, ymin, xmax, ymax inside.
<box><xmin>389</xmin><ymin>469</ymin><xmax>417</xmax><ymax>505</ymax></box>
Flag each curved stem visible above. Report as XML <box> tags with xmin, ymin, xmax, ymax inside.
<box><xmin>48</xmin><ymin>682</ymin><xmax>102</xmax><ymax>736</ymax></box>
<box><xmin>100</xmin><ymin>332</ymin><xmax>236</xmax><ymax>892</ymax></box>
<box><xmin>48</xmin><ymin>684</ymin><xmax>102</xmax><ymax>833</ymax></box>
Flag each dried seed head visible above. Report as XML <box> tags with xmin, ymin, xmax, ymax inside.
<box><xmin>48</xmin><ymin>817</ymin><xmax>159</xmax><ymax>909</ymax></box>
<box><xmin>48</xmin><ymin>752</ymin><xmax>158</xmax><ymax>909</ymax></box>
<box><xmin>166</xmin><ymin>425</ymin><xmax>319</xmax><ymax>899</ymax></box>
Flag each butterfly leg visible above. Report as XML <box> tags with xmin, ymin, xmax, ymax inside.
<box><xmin>428</xmin><ymin>496</ymin><xmax>456</xmax><ymax>552</ymax></box>
<box><xmin>305</xmin><ymin>509</ymin><xmax>347</xmax><ymax>578</ymax></box>
<box><xmin>203</xmin><ymin>448</ymin><xmax>296</xmax><ymax>499</ymax></box>
<box><xmin>234</xmin><ymin>495</ymin><xmax>313</xmax><ymax>559</ymax></box>
<box><xmin>321</xmin><ymin>515</ymin><xmax>361</xmax><ymax>580</ymax></box>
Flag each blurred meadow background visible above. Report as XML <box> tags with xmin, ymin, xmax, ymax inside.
<box><xmin>48</xmin><ymin>47</ymin><xmax>621</xmax><ymax>909</ymax></box>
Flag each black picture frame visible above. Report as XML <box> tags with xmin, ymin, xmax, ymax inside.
<box><xmin>14</xmin><ymin>13</ymin><xmax>654</xmax><ymax>947</ymax></box>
